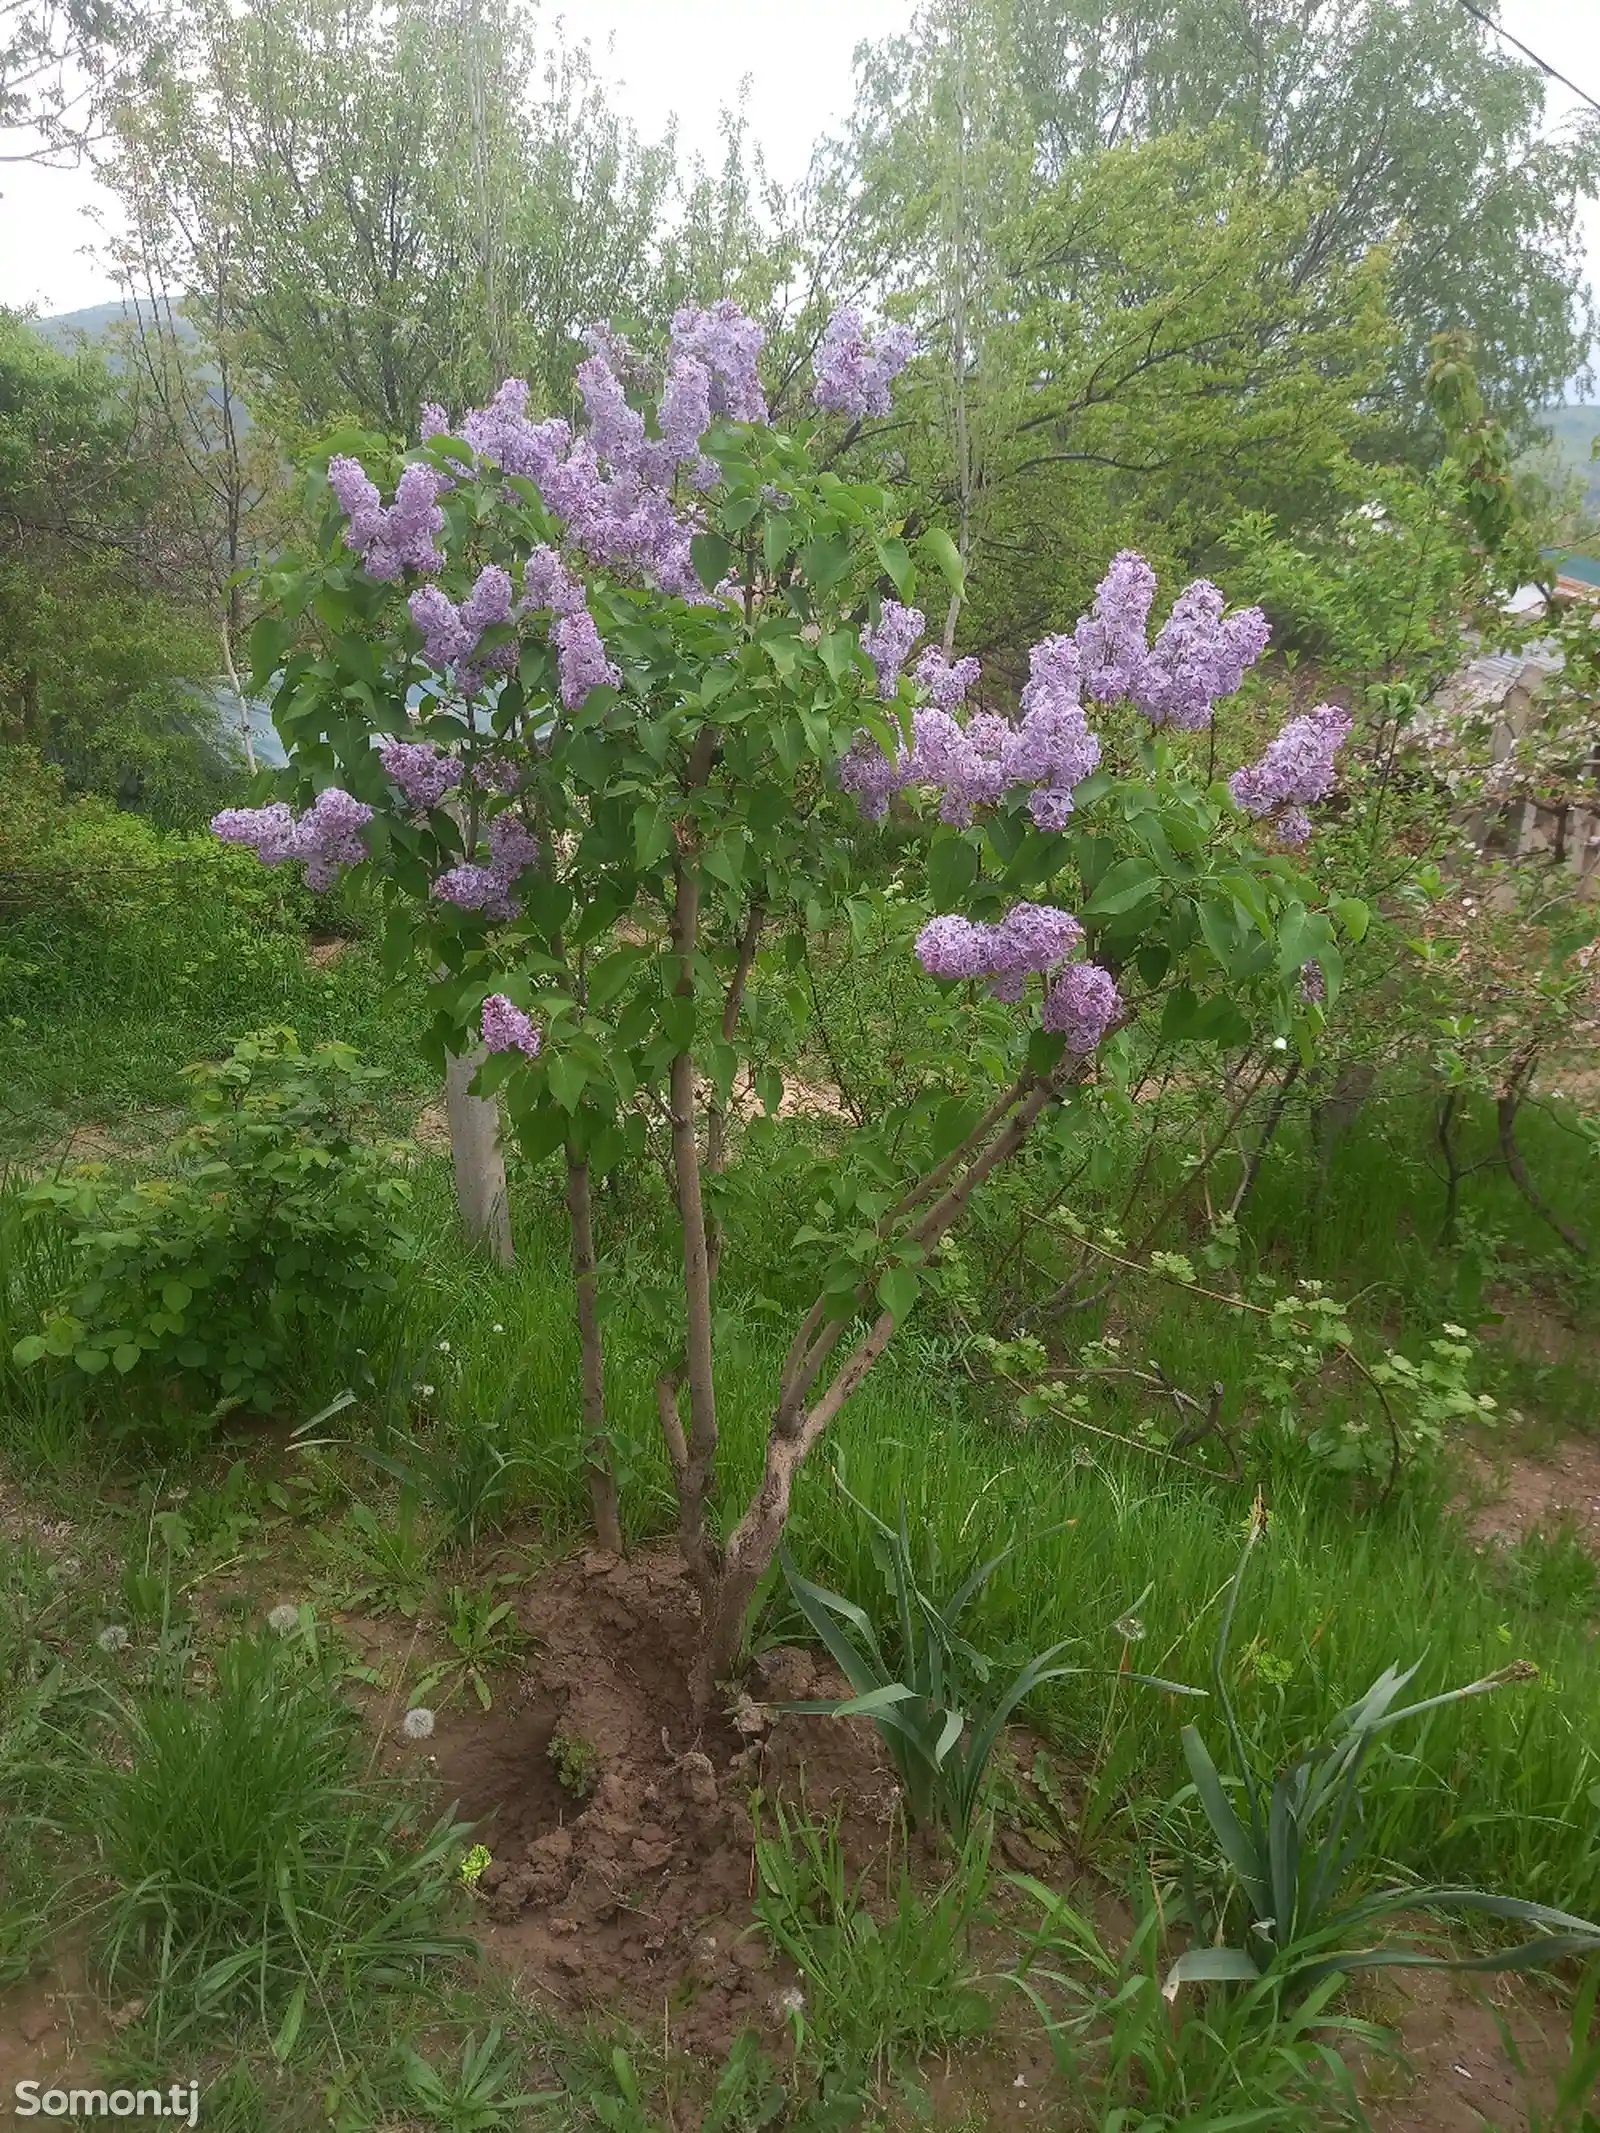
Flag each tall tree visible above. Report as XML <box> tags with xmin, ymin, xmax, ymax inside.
<box><xmin>2</xmin><ymin>0</ymin><xmax>136</xmax><ymax>162</ymax></box>
<box><xmin>0</xmin><ymin>310</ymin><xmax>224</xmax><ymax>817</ymax></box>
<box><xmin>824</xmin><ymin>3</ymin><xmax>1392</xmax><ymax>651</ymax></box>
<box><xmin>999</xmin><ymin>0</ymin><xmax>1599</xmax><ymax>429</ymax></box>
<box><xmin>106</xmin><ymin>0</ymin><xmax>674</xmax><ymax>439</ymax></box>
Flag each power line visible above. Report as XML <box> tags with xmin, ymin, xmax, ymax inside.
<box><xmin>1453</xmin><ymin>0</ymin><xmax>1600</xmax><ymax>119</ymax></box>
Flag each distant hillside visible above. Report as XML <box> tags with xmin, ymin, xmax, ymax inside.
<box><xmin>1539</xmin><ymin>402</ymin><xmax>1600</xmax><ymax>511</ymax></box>
<box><xmin>33</xmin><ymin>300</ymin><xmax>138</xmax><ymax>348</ymax></box>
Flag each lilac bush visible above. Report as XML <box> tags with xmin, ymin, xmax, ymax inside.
<box><xmin>227</xmin><ymin>296</ymin><xmax>1355</xmax><ymax>1699</ymax></box>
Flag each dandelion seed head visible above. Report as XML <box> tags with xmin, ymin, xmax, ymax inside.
<box><xmin>401</xmin><ymin>1706</ymin><xmax>436</xmax><ymax>1740</ymax></box>
<box><xmin>268</xmin><ymin>1603</ymin><xmax>301</xmax><ymax>1635</ymax></box>
<box><xmin>97</xmin><ymin>1624</ymin><xmax>130</xmax><ymax>1654</ymax></box>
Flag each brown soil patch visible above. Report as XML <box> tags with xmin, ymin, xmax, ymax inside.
<box><xmin>306</xmin><ymin>936</ymin><xmax>349</xmax><ymax>967</ymax></box>
<box><xmin>400</xmin><ymin>1546</ymin><xmax>898</xmax><ymax>2059</ymax></box>
<box><xmin>1366</xmin><ymin>1968</ymin><xmax>1569</xmax><ymax>2133</ymax></box>
<box><xmin>1479</xmin><ymin>1286</ymin><xmax>1597</xmax><ymax>1373</ymax></box>
<box><xmin>1463</xmin><ymin>1435</ymin><xmax>1600</xmax><ymax>1554</ymax></box>
<box><xmin>0</xmin><ymin>1945</ymin><xmax>115</xmax><ymax>2104</ymax></box>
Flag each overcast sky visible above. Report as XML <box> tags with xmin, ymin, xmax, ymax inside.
<box><xmin>1</xmin><ymin>0</ymin><xmax>1596</xmax><ymax>381</ymax></box>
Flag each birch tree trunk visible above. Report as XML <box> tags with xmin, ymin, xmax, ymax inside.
<box><xmin>444</xmin><ymin>1045</ymin><xmax>514</xmax><ymax>1265</ymax></box>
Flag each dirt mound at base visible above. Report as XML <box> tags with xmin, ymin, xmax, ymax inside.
<box><xmin>425</xmin><ymin>1546</ymin><xmax>898</xmax><ymax>2058</ymax></box>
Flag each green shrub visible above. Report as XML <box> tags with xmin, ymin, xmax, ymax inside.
<box><xmin>12</xmin><ymin>1028</ymin><xmax>414</xmax><ymax>1420</ymax></box>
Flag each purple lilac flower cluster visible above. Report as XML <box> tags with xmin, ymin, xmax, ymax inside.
<box><xmin>480</xmin><ymin>993</ymin><xmax>541</xmax><ymax>1058</ymax></box>
<box><xmin>442</xmin><ymin>305</ymin><xmax>768</xmax><ymax>603</ymax></box>
<box><xmin>839</xmin><ymin>612</ymin><xmax>1100</xmax><ymax>830</ymax></box>
<box><xmin>915</xmin><ymin>903</ymin><xmax>1083</xmax><ymax>997</ymax></box>
<box><xmin>860</xmin><ymin>601</ymin><xmax>925</xmax><ymax>699</ymax></box>
<box><xmin>1074</xmin><ymin>549</ymin><xmax>1269</xmax><ymax>729</ymax></box>
<box><xmin>408</xmin><ymin>566</ymin><xmax>517</xmax><ymax>697</ymax></box>
<box><xmin>915</xmin><ymin>649</ymin><xmax>980</xmax><ymax>709</ymax></box>
<box><xmin>522</xmin><ymin>544</ymin><xmax>620</xmax><ymax>709</ymax></box>
<box><xmin>1040</xmin><ymin>961</ymin><xmax>1123</xmax><ymax>1052</ymax></box>
<box><xmin>378</xmin><ymin>739</ymin><xmax>464</xmax><ymax>814</ymax></box>
<box><xmin>212</xmin><ymin>789</ymin><xmax>373</xmax><ymax>893</ymax></box>
<box><xmin>812</xmin><ymin>306</ymin><xmax>917</xmax><ymax>420</ymax></box>
<box><xmin>326</xmin><ymin>459</ymin><xmax>447</xmax><ymax>581</ymax></box>
<box><xmin>434</xmin><ymin>813</ymin><xmax>540</xmax><ymax>921</ymax></box>
<box><xmin>1227</xmin><ymin>703</ymin><xmax>1353</xmax><ymax>846</ymax></box>
<box><xmin>915</xmin><ymin>900</ymin><xmax>1122</xmax><ymax>1052</ymax></box>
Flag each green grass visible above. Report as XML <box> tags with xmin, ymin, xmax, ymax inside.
<box><xmin>6</xmin><ymin>1111</ymin><xmax>1598</xmax><ymax>1918</ymax></box>
<box><xmin>0</xmin><ymin>865</ymin><xmax>432</xmax><ymax>1150</ymax></box>
<box><xmin>85</xmin><ymin>1626</ymin><xmax>471</xmax><ymax>2052</ymax></box>
<box><xmin>3</xmin><ymin>940</ymin><xmax>1599</xmax><ymax>2126</ymax></box>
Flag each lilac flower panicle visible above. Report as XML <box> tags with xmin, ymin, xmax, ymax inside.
<box><xmin>441</xmin><ymin>302</ymin><xmax>766</xmax><ymax>602</ymax></box>
<box><xmin>1228</xmin><ymin>703</ymin><xmax>1352</xmax><ymax>843</ymax></box>
<box><xmin>462</xmin><ymin>564</ymin><xmax>514</xmax><ymax>631</ymax></box>
<box><xmin>487</xmin><ymin>814</ymin><xmax>538</xmax><ymax>881</ymax></box>
<box><xmin>434</xmin><ymin>864</ymin><xmax>514</xmax><ymax>919</ymax></box>
<box><xmin>481</xmin><ymin>994</ymin><xmax>541</xmax><ymax>1058</ymax></box>
<box><xmin>522</xmin><ymin>546</ymin><xmax>584</xmax><ymax>618</ymax></box>
<box><xmin>836</xmin><ymin>730</ymin><xmax>908</xmax><ymax>819</ymax></box>
<box><xmin>904</xmin><ymin>706</ymin><xmax>1006</xmax><ymax>824</ymax></box>
<box><xmin>1075</xmin><ymin>551</ymin><xmax>1157</xmax><ymax>703</ymax></box>
<box><xmin>294</xmin><ymin>788</ymin><xmax>373</xmax><ymax>891</ymax></box>
<box><xmin>378</xmin><ymin>739</ymin><xmax>463</xmax><ymax>814</ymax></box>
<box><xmin>433</xmin><ymin>811</ymin><xmax>538</xmax><ymax>922</ymax></box>
<box><xmin>669</xmin><ymin>300</ymin><xmax>767</xmax><ymax>423</ymax></box>
<box><xmin>409</xmin><ymin>566</ymin><xmax>520</xmax><ymax>688</ymax></box>
<box><xmin>213</xmin><ymin>791</ymin><xmax>371</xmax><ymax>892</ymax></box>
<box><xmin>213</xmin><ymin>802</ymin><xmax>297</xmax><ymax>866</ymax></box>
<box><xmin>1300</xmin><ymin>961</ymin><xmax>1327</xmax><ymax>1005</ymax></box>
<box><xmin>327</xmin><ymin>455</ymin><xmax>382</xmax><ymax>550</ymax></box>
<box><xmin>419</xmin><ymin>402</ymin><xmax>450</xmax><ymax>441</ymax></box>
<box><xmin>915</xmin><ymin>902</ymin><xmax>1083</xmax><ymax>989</ymax></box>
<box><xmin>1007</xmin><ymin>632</ymin><xmax>1102</xmax><ymax>825</ymax></box>
<box><xmin>861</xmin><ymin>601</ymin><xmax>925</xmax><ymax>699</ymax></box>
<box><xmin>409</xmin><ymin>583</ymin><xmax>470</xmax><ymax>669</ymax></box>
<box><xmin>914</xmin><ymin>914</ymin><xmax>994</xmax><ymax>981</ymax></box>
<box><xmin>1133</xmin><ymin>581</ymin><xmax>1271</xmax><ymax>731</ymax></box>
<box><xmin>553</xmin><ymin>608</ymin><xmax>621</xmax><ymax>710</ymax></box>
<box><xmin>913</xmin><ymin>648</ymin><xmax>980</xmax><ymax>710</ymax></box>
<box><xmin>1042</xmin><ymin>962</ymin><xmax>1123</xmax><ymax>1052</ymax></box>
<box><xmin>658</xmin><ymin>354</ymin><xmax>712</xmax><ymax>463</ymax></box>
<box><xmin>813</xmin><ymin>305</ymin><xmax>917</xmax><ymax>420</ymax></box>
<box><xmin>578</xmin><ymin>348</ymin><xmax>648</xmax><ymax>475</ymax></box>
<box><xmin>328</xmin><ymin>455</ymin><xmax>446</xmax><ymax>580</ymax></box>
<box><xmin>990</xmin><ymin>902</ymin><xmax>1084</xmax><ymax>975</ymax></box>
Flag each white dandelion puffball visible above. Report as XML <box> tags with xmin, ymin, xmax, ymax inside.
<box><xmin>401</xmin><ymin>1706</ymin><xmax>436</xmax><ymax>1741</ymax></box>
<box><xmin>97</xmin><ymin>1624</ymin><xmax>131</xmax><ymax>1653</ymax></box>
<box><xmin>267</xmin><ymin>1603</ymin><xmax>300</xmax><ymax>1635</ymax></box>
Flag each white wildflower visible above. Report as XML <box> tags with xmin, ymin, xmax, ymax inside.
<box><xmin>491</xmin><ymin>1322</ymin><xmax>505</xmax><ymax>1334</ymax></box>
<box><xmin>1272</xmin><ymin>1035</ymin><xmax>1289</xmax><ymax>1051</ymax></box>
<box><xmin>97</xmin><ymin>1625</ymin><xmax>130</xmax><ymax>1654</ymax></box>
<box><xmin>401</xmin><ymin>1706</ymin><xmax>436</xmax><ymax>1741</ymax></box>
<box><xmin>437</xmin><ymin>1339</ymin><xmax>451</xmax><ymax>1354</ymax></box>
